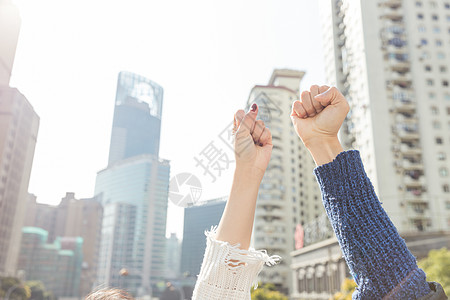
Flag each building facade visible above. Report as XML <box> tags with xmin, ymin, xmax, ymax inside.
<box><xmin>247</xmin><ymin>69</ymin><xmax>323</xmax><ymax>294</ymax></box>
<box><xmin>290</xmin><ymin>232</ymin><xmax>450</xmax><ymax>300</ymax></box>
<box><xmin>0</xmin><ymin>87</ymin><xmax>39</xmax><ymax>276</ymax></box>
<box><xmin>0</xmin><ymin>0</ymin><xmax>20</xmax><ymax>86</ymax></box>
<box><xmin>95</xmin><ymin>72</ymin><xmax>170</xmax><ymax>296</ymax></box>
<box><xmin>319</xmin><ymin>0</ymin><xmax>450</xmax><ymax>233</ymax></box>
<box><xmin>0</xmin><ymin>0</ymin><xmax>40</xmax><ymax>277</ymax></box>
<box><xmin>24</xmin><ymin>193</ymin><xmax>103</xmax><ymax>297</ymax></box>
<box><xmin>180</xmin><ymin>197</ymin><xmax>227</xmax><ymax>278</ymax></box>
<box><xmin>165</xmin><ymin>233</ymin><xmax>181</xmax><ymax>279</ymax></box>
<box><xmin>108</xmin><ymin>71</ymin><xmax>164</xmax><ymax>165</ymax></box>
<box><xmin>18</xmin><ymin>227</ymin><xmax>84</xmax><ymax>298</ymax></box>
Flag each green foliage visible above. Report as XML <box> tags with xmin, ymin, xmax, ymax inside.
<box><xmin>418</xmin><ymin>247</ymin><xmax>450</xmax><ymax>296</ymax></box>
<box><xmin>0</xmin><ymin>277</ymin><xmax>29</xmax><ymax>300</ymax></box>
<box><xmin>332</xmin><ymin>278</ymin><xmax>357</xmax><ymax>300</ymax></box>
<box><xmin>251</xmin><ymin>283</ymin><xmax>288</xmax><ymax>300</ymax></box>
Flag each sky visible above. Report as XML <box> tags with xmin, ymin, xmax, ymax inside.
<box><xmin>10</xmin><ymin>0</ymin><xmax>325</xmax><ymax>238</ymax></box>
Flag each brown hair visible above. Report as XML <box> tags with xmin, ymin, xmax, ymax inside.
<box><xmin>85</xmin><ymin>288</ymin><xmax>134</xmax><ymax>300</ymax></box>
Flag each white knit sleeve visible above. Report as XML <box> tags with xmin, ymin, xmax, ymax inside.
<box><xmin>192</xmin><ymin>226</ymin><xmax>281</xmax><ymax>300</ymax></box>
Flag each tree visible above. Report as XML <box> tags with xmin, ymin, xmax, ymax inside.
<box><xmin>0</xmin><ymin>277</ymin><xmax>30</xmax><ymax>300</ymax></box>
<box><xmin>251</xmin><ymin>283</ymin><xmax>288</xmax><ymax>300</ymax></box>
<box><xmin>332</xmin><ymin>278</ymin><xmax>357</xmax><ymax>300</ymax></box>
<box><xmin>418</xmin><ymin>247</ymin><xmax>450</xmax><ymax>296</ymax></box>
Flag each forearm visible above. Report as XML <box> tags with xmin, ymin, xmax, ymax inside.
<box><xmin>313</xmin><ymin>150</ymin><xmax>430</xmax><ymax>298</ymax></box>
<box><xmin>215</xmin><ymin>166</ymin><xmax>263</xmax><ymax>249</ymax></box>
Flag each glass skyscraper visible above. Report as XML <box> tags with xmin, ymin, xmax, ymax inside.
<box><xmin>108</xmin><ymin>71</ymin><xmax>164</xmax><ymax>165</ymax></box>
<box><xmin>95</xmin><ymin>72</ymin><xmax>170</xmax><ymax>297</ymax></box>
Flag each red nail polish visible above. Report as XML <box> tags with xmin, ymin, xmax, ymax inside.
<box><xmin>259</xmin><ymin>143</ymin><xmax>263</xmax><ymax>147</ymax></box>
<box><xmin>251</xmin><ymin>103</ymin><xmax>257</xmax><ymax>112</ymax></box>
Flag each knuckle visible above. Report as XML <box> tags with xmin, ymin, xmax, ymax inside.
<box><xmin>310</xmin><ymin>84</ymin><xmax>319</xmax><ymax>90</ymax></box>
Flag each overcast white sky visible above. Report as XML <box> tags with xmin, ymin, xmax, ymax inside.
<box><xmin>10</xmin><ymin>0</ymin><xmax>325</xmax><ymax>238</ymax></box>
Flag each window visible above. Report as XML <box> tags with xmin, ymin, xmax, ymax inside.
<box><xmin>433</xmin><ymin>120</ymin><xmax>441</xmax><ymax>129</ymax></box>
<box><xmin>429</xmin><ymin>92</ymin><xmax>436</xmax><ymax>99</ymax></box>
<box><xmin>418</xmin><ymin>25</ymin><xmax>426</xmax><ymax>32</ymax></box>
<box><xmin>425</xmin><ymin>65</ymin><xmax>432</xmax><ymax>71</ymax></box>
<box><xmin>445</xmin><ymin>93</ymin><xmax>450</xmax><ymax>100</ymax></box>
<box><xmin>432</xmin><ymin>14</ymin><xmax>439</xmax><ymax>20</ymax></box>
<box><xmin>422</xmin><ymin>51</ymin><xmax>430</xmax><ymax>59</ymax></box>
<box><xmin>438</xmin><ymin>52</ymin><xmax>446</xmax><ymax>59</ymax></box>
<box><xmin>441</xmin><ymin>66</ymin><xmax>447</xmax><ymax>72</ymax></box>
<box><xmin>440</xmin><ymin>167</ymin><xmax>449</xmax><ymax>177</ymax></box>
<box><xmin>433</xmin><ymin>26</ymin><xmax>441</xmax><ymax>33</ymax></box>
<box><xmin>438</xmin><ymin>152</ymin><xmax>446</xmax><ymax>160</ymax></box>
<box><xmin>436</xmin><ymin>39</ymin><xmax>443</xmax><ymax>46</ymax></box>
<box><xmin>446</xmin><ymin>3</ymin><xmax>450</xmax><ymax>9</ymax></box>
<box><xmin>416</xmin><ymin>1</ymin><xmax>423</xmax><ymax>7</ymax></box>
<box><xmin>443</xmin><ymin>184</ymin><xmax>450</xmax><ymax>193</ymax></box>
<box><xmin>431</xmin><ymin>106</ymin><xmax>439</xmax><ymax>114</ymax></box>
<box><xmin>420</xmin><ymin>38</ymin><xmax>428</xmax><ymax>45</ymax></box>
<box><xmin>447</xmin><ymin>107</ymin><xmax>450</xmax><ymax>114</ymax></box>
<box><xmin>418</xmin><ymin>13</ymin><xmax>424</xmax><ymax>19</ymax></box>
<box><xmin>444</xmin><ymin>80</ymin><xmax>449</xmax><ymax>87</ymax></box>
<box><xmin>436</xmin><ymin>137</ymin><xmax>443</xmax><ymax>144</ymax></box>
<box><xmin>427</xmin><ymin>79</ymin><xmax>434</xmax><ymax>86</ymax></box>
<box><xmin>430</xmin><ymin>1</ymin><xmax>437</xmax><ymax>8</ymax></box>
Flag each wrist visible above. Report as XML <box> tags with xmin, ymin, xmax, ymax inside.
<box><xmin>305</xmin><ymin>137</ymin><xmax>343</xmax><ymax>166</ymax></box>
<box><xmin>234</xmin><ymin>164</ymin><xmax>265</xmax><ymax>184</ymax></box>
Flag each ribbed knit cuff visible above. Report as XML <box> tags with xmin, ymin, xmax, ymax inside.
<box><xmin>313</xmin><ymin>150</ymin><xmax>431</xmax><ymax>299</ymax></box>
<box><xmin>192</xmin><ymin>227</ymin><xmax>280</xmax><ymax>300</ymax></box>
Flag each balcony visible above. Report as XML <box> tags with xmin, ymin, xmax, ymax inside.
<box><xmin>400</xmin><ymin>143</ymin><xmax>422</xmax><ymax>155</ymax></box>
<box><xmin>404</xmin><ymin>176</ymin><xmax>426</xmax><ymax>187</ymax></box>
<box><xmin>395</xmin><ymin>111</ymin><xmax>418</xmax><ymax>122</ymax></box>
<box><xmin>380</xmin><ymin>9</ymin><xmax>403</xmax><ymax>22</ymax></box>
<box><xmin>401</xmin><ymin>159</ymin><xmax>424</xmax><ymax>170</ymax></box>
<box><xmin>391</xmin><ymin>71</ymin><xmax>412</xmax><ymax>83</ymax></box>
<box><xmin>379</xmin><ymin>0</ymin><xmax>402</xmax><ymax>9</ymax></box>
<box><xmin>386</xmin><ymin>53</ymin><xmax>409</xmax><ymax>67</ymax></box>
<box><xmin>393</xmin><ymin>100</ymin><xmax>416</xmax><ymax>114</ymax></box>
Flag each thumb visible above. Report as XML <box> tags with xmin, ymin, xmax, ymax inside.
<box><xmin>234</xmin><ymin>109</ymin><xmax>245</xmax><ymax>130</ymax></box>
<box><xmin>313</xmin><ymin>86</ymin><xmax>341</xmax><ymax>107</ymax></box>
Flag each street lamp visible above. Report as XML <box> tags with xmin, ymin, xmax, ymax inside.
<box><xmin>119</xmin><ymin>268</ymin><xmax>129</xmax><ymax>289</ymax></box>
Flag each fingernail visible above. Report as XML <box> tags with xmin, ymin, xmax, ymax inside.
<box><xmin>259</xmin><ymin>143</ymin><xmax>263</xmax><ymax>147</ymax></box>
<box><xmin>250</xmin><ymin>103</ymin><xmax>257</xmax><ymax>112</ymax></box>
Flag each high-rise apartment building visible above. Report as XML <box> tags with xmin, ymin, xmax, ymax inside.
<box><xmin>180</xmin><ymin>197</ymin><xmax>226</xmax><ymax>278</ymax></box>
<box><xmin>0</xmin><ymin>0</ymin><xmax>40</xmax><ymax>277</ymax></box>
<box><xmin>319</xmin><ymin>0</ymin><xmax>450</xmax><ymax>233</ymax></box>
<box><xmin>247</xmin><ymin>69</ymin><xmax>323</xmax><ymax>294</ymax></box>
<box><xmin>95</xmin><ymin>72</ymin><xmax>170</xmax><ymax>296</ymax></box>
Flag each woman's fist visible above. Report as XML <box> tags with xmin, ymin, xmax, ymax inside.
<box><xmin>290</xmin><ymin>85</ymin><xmax>349</xmax><ymax>149</ymax></box>
<box><xmin>233</xmin><ymin>104</ymin><xmax>273</xmax><ymax>178</ymax></box>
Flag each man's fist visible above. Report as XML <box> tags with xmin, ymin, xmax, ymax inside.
<box><xmin>290</xmin><ymin>85</ymin><xmax>349</xmax><ymax>149</ymax></box>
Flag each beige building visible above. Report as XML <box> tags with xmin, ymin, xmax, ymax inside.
<box><xmin>0</xmin><ymin>0</ymin><xmax>20</xmax><ymax>87</ymax></box>
<box><xmin>0</xmin><ymin>87</ymin><xmax>39</xmax><ymax>276</ymax></box>
<box><xmin>0</xmin><ymin>0</ymin><xmax>40</xmax><ymax>277</ymax></box>
<box><xmin>319</xmin><ymin>0</ymin><xmax>450</xmax><ymax>233</ymax></box>
<box><xmin>24</xmin><ymin>193</ymin><xmax>103</xmax><ymax>296</ymax></box>
<box><xmin>247</xmin><ymin>69</ymin><xmax>323</xmax><ymax>294</ymax></box>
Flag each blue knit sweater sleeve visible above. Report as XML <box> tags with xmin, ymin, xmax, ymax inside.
<box><xmin>313</xmin><ymin>150</ymin><xmax>431</xmax><ymax>299</ymax></box>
